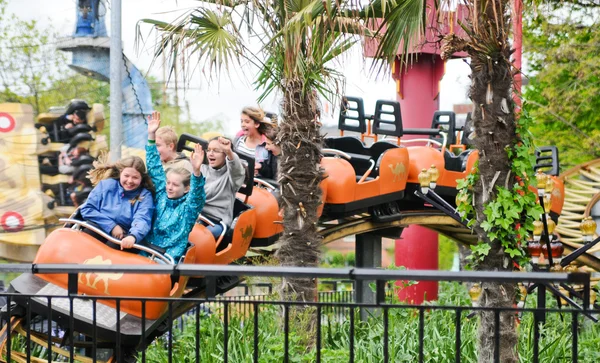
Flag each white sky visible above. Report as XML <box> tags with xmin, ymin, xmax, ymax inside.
<box><xmin>5</xmin><ymin>0</ymin><xmax>471</xmax><ymax>135</ymax></box>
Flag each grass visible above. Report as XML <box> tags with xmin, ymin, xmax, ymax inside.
<box><xmin>140</xmin><ymin>282</ymin><xmax>600</xmax><ymax>362</ymax></box>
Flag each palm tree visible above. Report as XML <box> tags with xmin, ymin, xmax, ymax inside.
<box><xmin>142</xmin><ymin>1</ymin><xmax>523</xmax><ymax>360</ymax></box>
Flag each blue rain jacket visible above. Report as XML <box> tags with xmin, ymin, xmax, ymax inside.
<box><xmin>145</xmin><ymin>144</ymin><xmax>206</xmax><ymax>261</ymax></box>
<box><xmin>80</xmin><ymin>178</ymin><xmax>154</xmax><ymax>243</ymax></box>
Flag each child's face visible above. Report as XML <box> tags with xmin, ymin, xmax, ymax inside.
<box><xmin>240</xmin><ymin>113</ymin><xmax>259</xmax><ymax>136</ymax></box>
<box><xmin>206</xmin><ymin>140</ymin><xmax>226</xmax><ymax>168</ymax></box>
<box><xmin>265</xmin><ymin>139</ymin><xmax>281</xmax><ymax>156</ymax></box>
<box><xmin>156</xmin><ymin>137</ymin><xmax>176</xmax><ymax>162</ymax></box>
<box><xmin>120</xmin><ymin>167</ymin><xmax>142</xmax><ymax>191</ymax></box>
<box><xmin>166</xmin><ymin>171</ymin><xmax>189</xmax><ymax>199</ymax></box>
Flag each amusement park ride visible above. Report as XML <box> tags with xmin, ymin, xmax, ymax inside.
<box><xmin>0</xmin><ymin>0</ymin><xmax>599</xmax><ymax>361</ymax></box>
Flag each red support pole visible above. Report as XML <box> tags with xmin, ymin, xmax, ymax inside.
<box><xmin>393</xmin><ymin>56</ymin><xmax>444</xmax><ymax>304</ymax></box>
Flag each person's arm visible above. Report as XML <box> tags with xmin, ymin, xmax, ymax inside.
<box><xmin>145</xmin><ymin>143</ymin><xmax>166</xmax><ymax>194</ymax></box>
<box><xmin>227</xmin><ymin>152</ymin><xmax>246</xmax><ymax>191</ymax></box>
<box><xmin>79</xmin><ymin>180</ymin><xmax>117</xmax><ymax>234</ymax></box>
<box><xmin>127</xmin><ymin>189</ymin><xmax>155</xmax><ymax>243</ymax></box>
<box><xmin>186</xmin><ymin>143</ymin><xmax>207</xmax><ymax>214</ymax></box>
<box><xmin>146</xmin><ymin>111</ymin><xmax>166</xmax><ymax>194</ymax></box>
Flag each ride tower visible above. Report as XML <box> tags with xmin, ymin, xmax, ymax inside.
<box><xmin>56</xmin><ymin>0</ymin><xmax>152</xmax><ymax>149</ymax></box>
<box><xmin>365</xmin><ymin>2</ymin><xmax>469</xmax><ymax>303</ymax></box>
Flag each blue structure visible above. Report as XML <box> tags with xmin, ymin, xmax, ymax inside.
<box><xmin>58</xmin><ymin>0</ymin><xmax>152</xmax><ymax>148</ymax></box>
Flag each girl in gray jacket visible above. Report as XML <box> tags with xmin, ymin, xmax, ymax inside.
<box><xmin>199</xmin><ymin>136</ymin><xmax>246</xmax><ymax>237</ymax></box>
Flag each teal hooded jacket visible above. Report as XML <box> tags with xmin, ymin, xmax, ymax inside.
<box><xmin>145</xmin><ymin>144</ymin><xmax>206</xmax><ymax>261</ymax></box>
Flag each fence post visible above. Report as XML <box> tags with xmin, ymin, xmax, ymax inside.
<box><xmin>355</xmin><ymin>232</ymin><xmax>382</xmax><ymax>320</ymax></box>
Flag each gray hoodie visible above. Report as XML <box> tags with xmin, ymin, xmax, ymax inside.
<box><xmin>199</xmin><ymin>153</ymin><xmax>246</xmax><ymax>226</ymax></box>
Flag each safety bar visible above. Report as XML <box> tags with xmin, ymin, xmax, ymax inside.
<box><xmin>197</xmin><ymin>214</ymin><xmax>228</xmax><ymax>248</ymax></box>
<box><xmin>399</xmin><ymin>132</ymin><xmax>447</xmax><ymax>149</ymax></box>
<box><xmin>358</xmin><ymin>160</ymin><xmax>376</xmax><ymax>183</ymax></box>
<box><xmin>59</xmin><ymin>218</ymin><xmax>175</xmax><ymax>265</ymax></box>
<box><xmin>322</xmin><ymin>148</ymin><xmax>352</xmax><ymax>160</ymax></box>
<box><xmin>254</xmin><ymin>178</ymin><xmax>277</xmax><ymax>191</ymax></box>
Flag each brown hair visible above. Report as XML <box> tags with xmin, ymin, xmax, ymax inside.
<box><xmin>242</xmin><ymin>106</ymin><xmax>272</xmax><ymax>135</ymax></box>
<box><xmin>166</xmin><ymin>167</ymin><xmax>192</xmax><ymax>188</ymax></box>
<box><xmin>264</xmin><ymin>126</ymin><xmax>278</xmax><ymax>143</ymax></box>
<box><xmin>89</xmin><ymin>153</ymin><xmax>154</xmax><ymax>193</ymax></box>
<box><xmin>156</xmin><ymin>126</ymin><xmax>178</xmax><ymax>149</ymax></box>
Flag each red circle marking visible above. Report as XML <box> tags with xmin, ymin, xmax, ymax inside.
<box><xmin>0</xmin><ymin>112</ymin><xmax>16</xmax><ymax>133</ymax></box>
<box><xmin>1</xmin><ymin>211</ymin><xmax>25</xmax><ymax>232</ymax></box>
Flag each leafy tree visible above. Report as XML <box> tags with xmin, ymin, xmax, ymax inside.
<box><xmin>144</xmin><ymin>1</ymin><xmax>539</xmax><ymax>360</ymax></box>
<box><xmin>523</xmin><ymin>1</ymin><xmax>600</xmax><ymax>169</ymax></box>
<box><xmin>0</xmin><ymin>0</ymin><xmax>109</xmax><ymax>113</ymax></box>
<box><xmin>140</xmin><ymin>1</ymin><xmax>423</xmax><ymax>308</ymax></box>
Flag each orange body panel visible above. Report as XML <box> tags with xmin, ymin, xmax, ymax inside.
<box><xmin>377</xmin><ymin>147</ymin><xmax>409</xmax><ymax>194</ymax></box>
<box><xmin>322</xmin><ymin>147</ymin><xmax>409</xmax><ymax>205</ymax></box>
<box><xmin>321</xmin><ymin>158</ymin><xmax>356</xmax><ymax>204</ymax></box>
<box><xmin>188</xmin><ymin>224</ymin><xmax>217</xmax><ymax>264</ymax></box>
<box><xmin>213</xmin><ymin>209</ymin><xmax>256</xmax><ymax>265</ymax></box>
<box><xmin>34</xmin><ymin>229</ymin><xmax>172</xmax><ymax>320</ymax></box>
<box><xmin>407</xmin><ymin>148</ymin><xmax>479</xmax><ymax>189</ymax></box>
<box><xmin>406</xmin><ymin>147</ymin><xmax>445</xmax><ymax>184</ymax></box>
<box><xmin>550</xmin><ymin>177</ymin><xmax>565</xmax><ymax>215</ymax></box>
<box><xmin>246</xmin><ymin>187</ymin><xmax>283</xmax><ymax>239</ymax></box>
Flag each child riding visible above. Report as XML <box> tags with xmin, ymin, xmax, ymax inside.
<box><xmin>80</xmin><ymin>155</ymin><xmax>154</xmax><ymax>251</ymax></box>
<box><xmin>145</xmin><ymin>111</ymin><xmax>206</xmax><ymax>262</ymax></box>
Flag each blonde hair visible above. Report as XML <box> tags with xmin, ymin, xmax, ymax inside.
<box><xmin>166</xmin><ymin>167</ymin><xmax>192</xmax><ymax>188</ymax></box>
<box><xmin>156</xmin><ymin>126</ymin><xmax>178</xmax><ymax>150</ymax></box>
<box><xmin>89</xmin><ymin>152</ymin><xmax>154</xmax><ymax>193</ymax></box>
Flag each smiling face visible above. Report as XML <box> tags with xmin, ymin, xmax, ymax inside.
<box><xmin>156</xmin><ymin>136</ymin><xmax>178</xmax><ymax>162</ymax></box>
<box><xmin>166</xmin><ymin>171</ymin><xmax>190</xmax><ymax>199</ymax></box>
<box><xmin>240</xmin><ymin>113</ymin><xmax>259</xmax><ymax>137</ymax></box>
<box><xmin>206</xmin><ymin>140</ymin><xmax>226</xmax><ymax>169</ymax></box>
<box><xmin>120</xmin><ymin>167</ymin><xmax>142</xmax><ymax>191</ymax></box>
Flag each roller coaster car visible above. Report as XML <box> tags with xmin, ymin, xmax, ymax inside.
<box><xmin>8</xmin><ymin>217</ymin><xmax>197</xmax><ymax>345</ymax></box>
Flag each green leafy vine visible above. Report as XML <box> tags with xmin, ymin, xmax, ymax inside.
<box><xmin>457</xmin><ymin>104</ymin><xmax>544</xmax><ymax>267</ymax></box>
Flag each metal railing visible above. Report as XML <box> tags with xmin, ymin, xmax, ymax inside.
<box><xmin>0</xmin><ymin>264</ymin><xmax>594</xmax><ymax>363</ymax></box>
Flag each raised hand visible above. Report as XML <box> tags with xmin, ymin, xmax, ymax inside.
<box><xmin>218</xmin><ymin>137</ymin><xmax>234</xmax><ymax>159</ymax></box>
<box><xmin>191</xmin><ymin>143</ymin><xmax>204</xmax><ymax>176</ymax></box>
<box><xmin>147</xmin><ymin>111</ymin><xmax>161</xmax><ymax>139</ymax></box>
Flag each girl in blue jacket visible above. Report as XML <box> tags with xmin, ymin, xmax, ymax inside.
<box><xmin>80</xmin><ymin>155</ymin><xmax>155</xmax><ymax>250</ymax></box>
<box><xmin>145</xmin><ymin>111</ymin><xmax>206</xmax><ymax>262</ymax></box>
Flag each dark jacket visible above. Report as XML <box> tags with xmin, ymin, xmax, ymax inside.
<box><xmin>258</xmin><ymin>151</ymin><xmax>278</xmax><ymax>180</ymax></box>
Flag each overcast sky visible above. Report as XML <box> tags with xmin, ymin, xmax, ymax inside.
<box><xmin>5</xmin><ymin>0</ymin><xmax>471</xmax><ymax>135</ymax></box>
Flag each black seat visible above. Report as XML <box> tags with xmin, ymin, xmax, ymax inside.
<box><xmin>338</xmin><ymin>96</ymin><xmax>367</xmax><ymax>134</ymax></box>
<box><xmin>71</xmin><ymin>154</ymin><xmax>94</xmax><ymax>167</ymax></box>
<box><xmin>430</xmin><ymin>111</ymin><xmax>456</xmax><ymax>145</ymax></box>
<box><xmin>324</xmin><ymin>136</ymin><xmax>366</xmax><ymax>155</ymax></box>
<box><xmin>461</xmin><ymin>112</ymin><xmax>474</xmax><ymax>145</ymax></box>
<box><xmin>444</xmin><ymin>149</ymin><xmax>474</xmax><ymax>172</ymax></box>
<box><xmin>371</xmin><ymin>100</ymin><xmax>403</xmax><ymax>137</ymax></box>
<box><xmin>535</xmin><ymin>146</ymin><xmax>560</xmax><ymax>176</ymax></box>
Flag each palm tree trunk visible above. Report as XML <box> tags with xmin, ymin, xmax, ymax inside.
<box><xmin>275</xmin><ymin>79</ymin><xmax>324</xmax><ymax>304</ymax></box>
<box><xmin>468</xmin><ymin>4</ymin><xmax>518</xmax><ymax>359</ymax></box>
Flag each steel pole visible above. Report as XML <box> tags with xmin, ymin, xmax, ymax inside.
<box><xmin>109</xmin><ymin>0</ymin><xmax>123</xmax><ymax>161</ymax></box>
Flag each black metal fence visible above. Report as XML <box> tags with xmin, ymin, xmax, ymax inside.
<box><xmin>0</xmin><ymin>264</ymin><xmax>595</xmax><ymax>363</ymax></box>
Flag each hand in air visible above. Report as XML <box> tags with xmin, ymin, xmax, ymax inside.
<box><xmin>147</xmin><ymin>111</ymin><xmax>161</xmax><ymax>135</ymax></box>
<box><xmin>191</xmin><ymin>143</ymin><xmax>204</xmax><ymax>175</ymax></box>
<box><xmin>120</xmin><ymin>235</ymin><xmax>136</xmax><ymax>250</ymax></box>
<box><xmin>111</xmin><ymin>225</ymin><xmax>124</xmax><ymax>239</ymax></box>
<box><xmin>218</xmin><ymin>137</ymin><xmax>232</xmax><ymax>157</ymax></box>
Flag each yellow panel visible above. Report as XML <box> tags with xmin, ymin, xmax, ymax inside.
<box><xmin>0</xmin><ymin>153</ymin><xmax>41</xmax><ymax>190</ymax></box>
<box><xmin>41</xmin><ymin>174</ymin><xmax>71</xmax><ymax>184</ymax></box>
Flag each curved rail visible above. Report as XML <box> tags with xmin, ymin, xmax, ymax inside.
<box><xmin>59</xmin><ymin>218</ymin><xmax>175</xmax><ymax>265</ymax></box>
<box><xmin>322</xmin><ymin>148</ymin><xmax>352</xmax><ymax>160</ymax></box>
<box><xmin>197</xmin><ymin>214</ymin><xmax>227</xmax><ymax>247</ymax></box>
<box><xmin>254</xmin><ymin>178</ymin><xmax>277</xmax><ymax>191</ymax></box>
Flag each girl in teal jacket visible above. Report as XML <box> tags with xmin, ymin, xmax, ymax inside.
<box><xmin>145</xmin><ymin>111</ymin><xmax>206</xmax><ymax>262</ymax></box>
